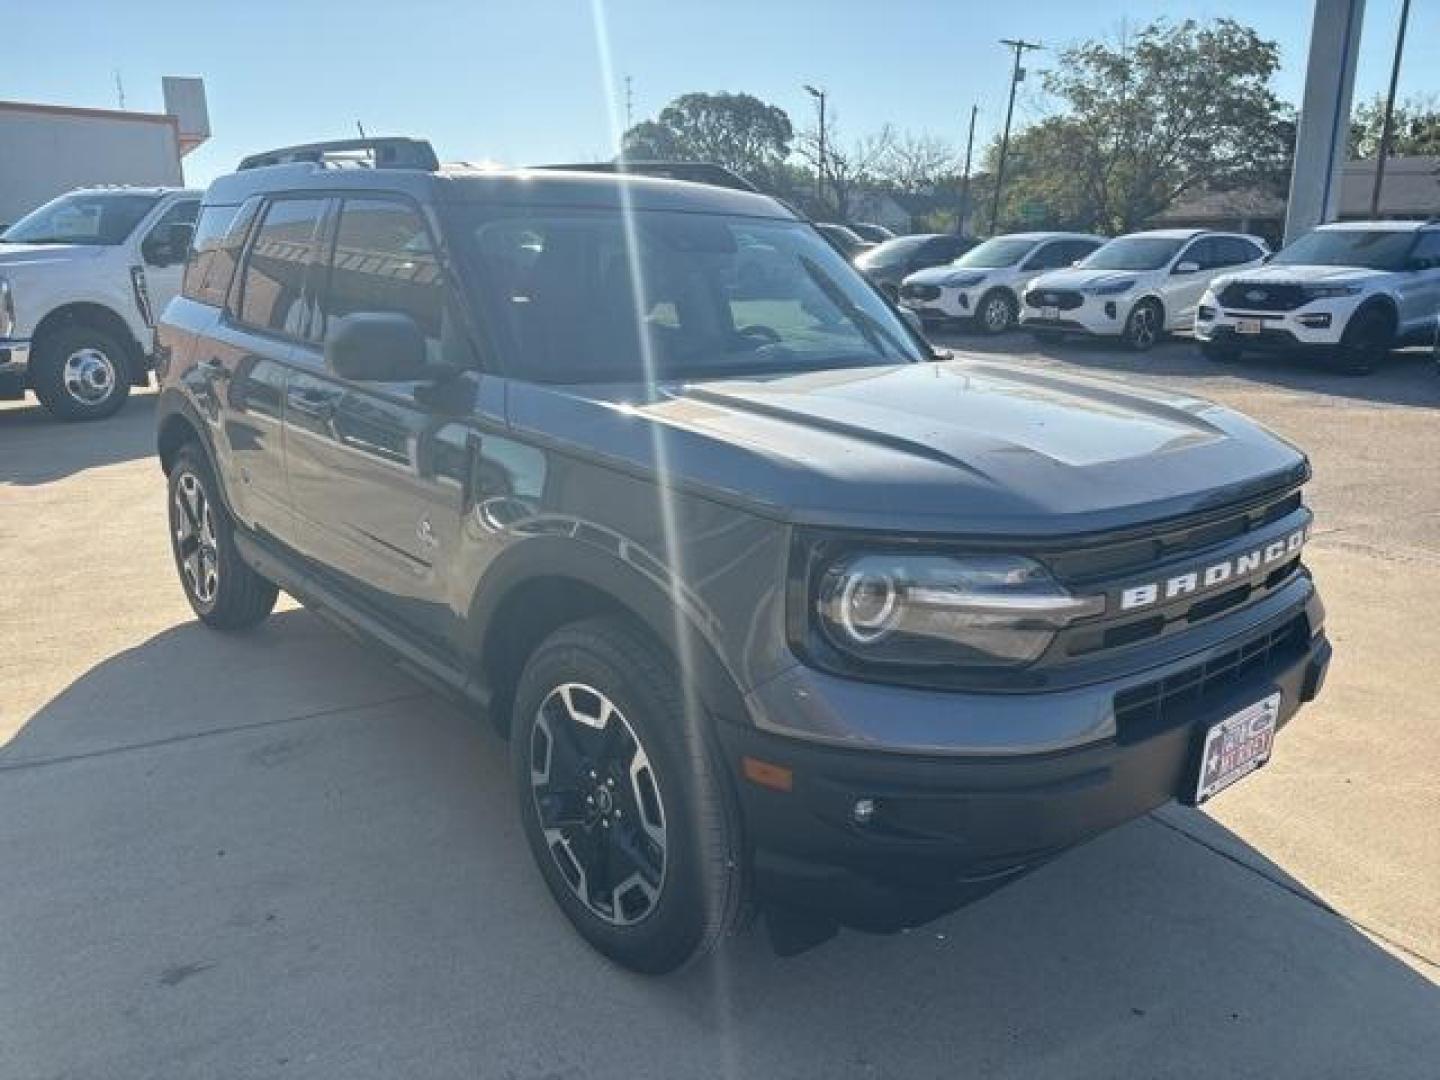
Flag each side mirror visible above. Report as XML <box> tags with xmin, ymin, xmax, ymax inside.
<box><xmin>1173</xmin><ymin>260</ymin><xmax>1201</xmax><ymax>275</ymax></box>
<box><xmin>142</xmin><ymin>221</ymin><xmax>194</xmax><ymax>267</ymax></box>
<box><xmin>1261</xmin><ymin>252</ymin><xmax>1274</xmax><ymax>264</ymax></box>
<box><xmin>325</xmin><ymin>312</ymin><xmax>429</xmax><ymax>382</ymax></box>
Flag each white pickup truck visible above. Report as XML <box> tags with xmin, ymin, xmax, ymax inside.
<box><xmin>0</xmin><ymin>186</ymin><xmax>199</xmax><ymax>419</ymax></box>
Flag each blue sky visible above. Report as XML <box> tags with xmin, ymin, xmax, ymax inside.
<box><xmin>4</xmin><ymin>0</ymin><xmax>1436</xmax><ymax>187</ymax></box>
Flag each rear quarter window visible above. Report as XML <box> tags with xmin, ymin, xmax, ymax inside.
<box><xmin>183</xmin><ymin>201</ymin><xmax>257</xmax><ymax>307</ymax></box>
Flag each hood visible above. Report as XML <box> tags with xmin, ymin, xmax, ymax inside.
<box><xmin>904</xmin><ymin>265</ymin><xmax>987</xmax><ymax>287</ymax></box>
<box><xmin>0</xmin><ymin>242</ymin><xmax>106</xmax><ymax>269</ymax></box>
<box><xmin>1213</xmin><ymin>263</ymin><xmax>1393</xmax><ymax>288</ymax></box>
<box><xmin>1028</xmin><ymin>267</ymin><xmax>1141</xmax><ymax>292</ymax></box>
<box><xmin>508</xmin><ymin>358</ymin><xmax>1307</xmax><ymax>536</ymax></box>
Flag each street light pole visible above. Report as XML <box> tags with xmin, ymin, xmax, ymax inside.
<box><xmin>958</xmin><ymin>103</ymin><xmax>978</xmax><ymax>235</ymax></box>
<box><xmin>1370</xmin><ymin>0</ymin><xmax>1411</xmax><ymax>220</ymax></box>
<box><xmin>804</xmin><ymin>84</ymin><xmax>827</xmax><ymax>212</ymax></box>
<box><xmin>990</xmin><ymin>38</ymin><xmax>1042</xmax><ymax>233</ymax></box>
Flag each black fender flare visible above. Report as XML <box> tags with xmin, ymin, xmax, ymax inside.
<box><xmin>465</xmin><ymin>532</ymin><xmax>752</xmax><ymax>728</ymax></box>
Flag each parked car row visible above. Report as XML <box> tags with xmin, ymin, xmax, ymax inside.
<box><xmin>887</xmin><ymin>220</ymin><xmax>1440</xmax><ymax>373</ymax></box>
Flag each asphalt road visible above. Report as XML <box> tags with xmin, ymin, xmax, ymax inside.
<box><xmin>2</xmin><ymin>337</ymin><xmax>1437</xmax><ymax>1079</ymax></box>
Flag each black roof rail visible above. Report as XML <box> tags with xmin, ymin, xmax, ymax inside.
<box><xmin>237</xmin><ymin>137</ymin><xmax>440</xmax><ymax>172</ymax></box>
<box><xmin>533</xmin><ymin>160</ymin><xmax>761</xmax><ymax>193</ymax></box>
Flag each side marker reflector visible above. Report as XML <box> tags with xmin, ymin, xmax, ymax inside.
<box><xmin>742</xmin><ymin>756</ymin><xmax>793</xmax><ymax>792</ymax></box>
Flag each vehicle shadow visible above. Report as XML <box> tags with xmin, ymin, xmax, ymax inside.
<box><xmin>937</xmin><ymin>326</ymin><xmax>1440</xmax><ymax>409</ymax></box>
<box><xmin>2</xmin><ymin>613</ymin><xmax>1436</xmax><ymax>1078</ymax></box>
<box><xmin>0</xmin><ymin>390</ymin><xmax>157</xmax><ymax>486</ymax></box>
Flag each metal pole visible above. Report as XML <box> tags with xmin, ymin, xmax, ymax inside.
<box><xmin>958</xmin><ymin>104</ymin><xmax>978</xmax><ymax>235</ymax></box>
<box><xmin>804</xmin><ymin>85</ymin><xmax>827</xmax><ymax>212</ymax></box>
<box><xmin>990</xmin><ymin>38</ymin><xmax>1042</xmax><ymax>233</ymax></box>
<box><xmin>1369</xmin><ymin>0</ymin><xmax>1411</xmax><ymax>219</ymax></box>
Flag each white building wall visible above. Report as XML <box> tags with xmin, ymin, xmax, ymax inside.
<box><xmin>0</xmin><ymin>107</ymin><xmax>182</xmax><ymax>226</ymax></box>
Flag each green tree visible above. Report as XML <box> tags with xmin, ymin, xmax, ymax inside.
<box><xmin>621</xmin><ymin>92</ymin><xmax>794</xmax><ymax>188</ymax></box>
<box><xmin>991</xmin><ymin>18</ymin><xmax>1289</xmax><ymax>234</ymax></box>
<box><xmin>1350</xmin><ymin>94</ymin><xmax>1440</xmax><ymax>159</ymax></box>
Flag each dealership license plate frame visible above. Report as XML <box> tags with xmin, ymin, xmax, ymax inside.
<box><xmin>1042</xmin><ymin>305</ymin><xmax>1060</xmax><ymax>321</ymax></box>
<box><xmin>1193</xmin><ymin>692</ymin><xmax>1281</xmax><ymax>803</ymax></box>
<box><xmin>1237</xmin><ymin>318</ymin><xmax>1264</xmax><ymax>335</ymax></box>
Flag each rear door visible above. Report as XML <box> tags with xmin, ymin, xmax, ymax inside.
<box><xmin>283</xmin><ymin>195</ymin><xmax>483</xmax><ymax>652</ymax></box>
<box><xmin>1396</xmin><ymin>230</ymin><xmax>1440</xmax><ymax>338</ymax></box>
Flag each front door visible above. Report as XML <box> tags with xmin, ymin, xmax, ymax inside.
<box><xmin>283</xmin><ymin>195</ymin><xmax>484</xmax><ymax>654</ymax></box>
<box><xmin>1396</xmin><ymin>231</ymin><xmax>1440</xmax><ymax>340</ymax></box>
<box><xmin>139</xmin><ymin>197</ymin><xmax>200</xmax><ymax>325</ymax></box>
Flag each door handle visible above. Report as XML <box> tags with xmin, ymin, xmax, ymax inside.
<box><xmin>288</xmin><ymin>388</ymin><xmax>339</xmax><ymax>423</ymax></box>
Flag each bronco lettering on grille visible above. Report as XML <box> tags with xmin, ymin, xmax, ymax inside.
<box><xmin>1118</xmin><ymin>526</ymin><xmax>1308</xmax><ymax>611</ymax></box>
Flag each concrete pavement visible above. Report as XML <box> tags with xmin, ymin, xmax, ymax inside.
<box><xmin>1</xmin><ymin>340</ymin><xmax>1437</xmax><ymax>1078</ymax></box>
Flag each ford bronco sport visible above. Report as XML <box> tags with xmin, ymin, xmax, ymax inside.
<box><xmin>155</xmin><ymin>138</ymin><xmax>1331</xmax><ymax>974</ymax></box>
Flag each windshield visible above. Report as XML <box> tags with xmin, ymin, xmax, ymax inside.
<box><xmin>457</xmin><ymin>207</ymin><xmax>925</xmax><ymax>383</ymax></box>
<box><xmin>1271</xmin><ymin>229</ymin><xmax>1416</xmax><ymax>271</ymax></box>
<box><xmin>953</xmin><ymin>237</ymin><xmax>1038</xmax><ymax>269</ymax></box>
<box><xmin>1080</xmin><ymin>236</ymin><xmax>1185</xmax><ymax>271</ymax></box>
<box><xmin>0</xmin><ymin>191</ymin><xmax>161</xmax><ymax>246</ymax></box>
<box><xmin>857</xmin><ymin>235</ymin><xmax>927</xmax><ymax>267</ymax></box>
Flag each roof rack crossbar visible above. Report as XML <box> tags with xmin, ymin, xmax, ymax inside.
<box><xmin>237</xmin><ymin>137</ymin><xmax>439</xmax><ymax>173</ymax></box>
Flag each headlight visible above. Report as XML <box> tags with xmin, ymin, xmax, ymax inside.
<box><xmin>0</xmin><ymin>277</ymin><xmax>14</xmax><ymax>338</ymax></box>
<box><xmin>810</xmin><ymin>550</ymin><xmax>1103</xmax><ymax>669</ymax></box>
<box><xmin>943</xmin><ymin>272</ymin><xmax>987</xmax><ymax>288</ymax></box>
<box><xmin>1085</xmin><ymin>278</ymin><xmax>1136</xmax><ymax>296</ymax></box>
<box><xmin>1302</xmin><ymin>284</ymin><xmax>1362</xmax><ymax>301</ymax></box>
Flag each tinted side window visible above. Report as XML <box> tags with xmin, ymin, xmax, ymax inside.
<box><xmin>321</xmin><ymin>199</ymin><xmax>443</xmax><ymax>349</ymax></box>
<box><xmin>1216</xmin><ymin>237</ymin><xmax>1263</xmax><ymax>267</ymax></box>
<box><xmin>236</xmin><ymin>198</ymin><xmax>326</xmax><ymax>337</ymax></box>
<box><xmin>1029</xmin><ymin>242</ymin><xmax>1082</xmax><ymax>270</ymax></box>
<box><xmin>1066</xmin><ymin>240</ymin><xmax>1103</xmax><ymax>264</ymax></box>
<box><xmin>1179</xmin><ymin>239</ymin><xmax>1217</xmax><ymax>269</ymax></box>
<box><xmin>1407</xmin><ymin>231</ymin><xmax>1440</xmax><ymax>269</ymax></box>
<box><xmin>182</xmin><ymin>205</ymin><xmax>239</xmax><ymax>305</ymax></box>
<box><xmin>922</xmin><ymin>237</ymin><xmax>963</xmax><ymax>262</ymax></box>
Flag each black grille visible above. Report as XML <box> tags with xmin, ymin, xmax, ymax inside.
<box><xmin>1025</xmin><ymin>288</ymin><xmax>1084</xmax><ymax>310</ymax></box>
<box><xmin>1113</xmin><ymin>615</ymin><xmax>1309</xmax><ymax>742</ymax></box>
<box><xmin>901</xmin><ymin>283</ymin><xmax>941</xmax><ymax>301</ymax></box>
<box><xmin>1217</xmin><ymin>282</ymin><xmax>1306</xmax><ymax>311</ymax></box>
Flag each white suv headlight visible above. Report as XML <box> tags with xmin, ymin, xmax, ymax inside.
<box><xmin>1302</xmin><ymin>285</ymin><xmax>1363</xmax><ymax>301</ymax></box>
<box><xmin>0</xmin><ymin>277</ymin><xmax>14</xmax><ymax>339</ymax></box>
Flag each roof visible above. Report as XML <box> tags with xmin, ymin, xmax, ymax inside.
<box><xmin>0</xmin><ymin>98</ymin><xmax>178</xmax><ymax>130</ymax></box>
<box><xmin>1120</xmin><ymin>228</ymin><xmax>1207</xmax><ymax>239</ymax></box>
<box><xmin>1339</xmin><ymin>157</ymin><xmax>1440</xmax><ymax>217</ymax></box>
<box><xmin>1313</xmin><ymin>218</ymin><xmax>1435</xmax><ymax>232</ymax></box>
<box><xmin>994</xmin><ymin>230</ymin><xmax>1105</xmax><ymax>241</ymax></box>
<box><xmin>204</xmin><ymin>160</ymin><xmax>796</xmax><ymax>219</ymax></box>
<box><xmin>69</xmin><ymin>185</ymin><xmax>199</xmax><ymax>197</ymax></box>
<box><xmin>1151</xmin><ymin>188</ymin><xmax>1287</xmax><ymax>223</ymax></box>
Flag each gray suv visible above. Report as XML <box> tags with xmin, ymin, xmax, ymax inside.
<box><xmin>156</xmin><ymin>138</ymin><xmax>1331</xmax><ymax>974</ymax></box>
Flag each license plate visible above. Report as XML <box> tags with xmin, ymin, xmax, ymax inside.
<box><xmin>1194</xmin><ymin>693</ymin><xmax>1280</xmax><ymax>802</ymax></box>
<box><xmin>901</xmin><ymin>297</ymin><xmax>922</xmax><ymax>308</ymax></box>
<box><xmin>1237</xmin><ymin>318</ymin><xmax>1263</xmax><ymax>335</ymax></box>
<box><xmin>1042</xmin><ymin>305</ymin><xmax>1059</xmax><ymax>321</ymax></box>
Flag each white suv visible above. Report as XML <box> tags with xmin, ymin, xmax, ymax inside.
<box><xmin>1021</xmin><ymin>229</ymin><xmax>1268</xmax><ymax>350</ymax></box>
<box><xmin>1196</xmin><ymin>221</ymin><xmax>1440</xmax><ymax>374</ymax></box>
<box><xmin>898</xmin><ymin>231</ymin><xmax>1104</xmax><ymax>334</ymax></box>
<box><xmin>0</xmin><ymin>186</ymin><xmax>199</xmax><ymax>419</ymax></box>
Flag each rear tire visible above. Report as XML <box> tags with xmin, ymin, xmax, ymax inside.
<box><xmin>30</xmin><ymin>324</ymin><xmax>132</xmax><ymax>421</ymax></box>
<box><xmin>1122</xmin><ymin>299</ymin><xmax>1164</xmax><ymax>352</ymax></box>
<box><xmin>510</xmin><ymin>616</ymin><xmax>746</xmax><ymax>974</ymax></box>
<box><xmin>167</xmin><ymin>445</ymin><xmax>278</xmax><ymax>630</ymax></box>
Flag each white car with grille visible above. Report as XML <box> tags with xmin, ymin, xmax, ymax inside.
<box><xmin>1020</xmin><ymin>229</ymin><xmax>1268</xmax><ymax>350</ymax></box>
<box><xmin>898</xmin><ymin>232</ymin><xmax>1104</xmax><ymax>334</ymax></box>
<box><xmin>1195</xmin><ymin>220</ymin><xmax>1440</xmax><ymax>374</ymax></box>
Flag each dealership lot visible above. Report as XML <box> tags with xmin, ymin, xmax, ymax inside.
<box><xmin>1</xmin><ymin>339</ymin><xmax>1437</xmax><ymax>1078</ymax></box>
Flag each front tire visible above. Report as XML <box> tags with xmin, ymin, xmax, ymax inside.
<box><xmin>977</xmin><ymin>289</ymin><xmax>1018</xmax><ymax>335</ymax></box>
<box><xmin>30</xmin><ymin>324</ymin><xmax>132</xmax><ymax>421</ymax></box>
<box><xmin>511</xmin><ymin>617</ymin><xmax>745</xmax><ymax>974</ymax></box>
<box><xmin>1122</xmin><ymin>299</ymin><xmax>1164</xmax><ymax>352</ymax></box>
<box><xmin>167</xmin><ymin>445</ymin><xmax>278</xmax><ymax>630</ymax></box>
<box><xmin>1332</xmin><ymin>305</ymin><xmax>1392</xmax><ymax>375</ymax></box>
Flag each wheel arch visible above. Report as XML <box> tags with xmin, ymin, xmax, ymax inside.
<box><xmin>31</xmin><ymin>302</ymin><xmax>146</xmax><ymax>384</ymax></box>
<box><xmin>1349</xmin><ymin>294</ymin><xmax>1400</xmax><ymax>337</ymax></box>
<box><xmin>468</xmin><ymin>536</ymin><xmax>750</xmax><ymax>737</ymax></box>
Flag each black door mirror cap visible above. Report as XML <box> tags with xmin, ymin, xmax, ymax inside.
<box><xmin>325</xmin><ymin>311</ymin><xmax>443</xmax><ymax>383</ymax></box>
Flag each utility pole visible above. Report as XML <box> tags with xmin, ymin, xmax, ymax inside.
<box><xmin>804</xmin><ymin>85</ymin><xmax>828</xmax><ymax>212</ymax></box>
<box><xmin>624</xmin><ymin>75</ymin><xmax>635</xmax><ymax>131</ymax></box>
<box><xmin>989</xmin><ymin>38</ymin><xmax>1042</xmax><ymax>233</ymax></box>
<box><xmin>958</xmin><ymin>103</ymin><xmax>978</xmax><ymax>235</ymax></box>
<box><xmin>1370</xmin><ymin>0</ymin><xmax>1411</xmax><ymax>219</ymax></box>
<box><xmin>113</xmin><ymin>70</ymin><xmax>126</xmax><ymax>110</ymax></box>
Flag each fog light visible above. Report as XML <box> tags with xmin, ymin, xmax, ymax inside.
<box><xmin>851</xmin><ymin>798</ymin><xmax>876</xmax><ymax>825</ymax></box>
<box><xmin>1298</xmin><ymin>312</ymin><xmax>1332</xmax><ymax>329</ymax></box>
<box><xmin>959</xmin><ymin>293</ymin><xmax>970</xmax><ymax>310</ymax></box>
<box><xmin>1104</xmin><ymin>301</ymin><xmax>1117</xmax><ymax>319</ymax></box>
<box><xmin>1197</xmin><ymin>304</ymin><xmax>1215</xmax><ymax>322</ymax></box>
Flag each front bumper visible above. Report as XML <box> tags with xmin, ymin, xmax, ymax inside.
<box><xmin>900</xmin><ymin>285</ymin><xmax>980</xmax><ymax>321</ymax></box>
<box><xmin>720</xmin><ymin>585</ymin><xmax>1329</xmax><ymax>931</ymax></box>
<box><xmin>0</xmin><ymin>339</ymin><xmax>30</xmax><ymax>399</ymax></box>
<box><xmin>1020</xmin><ymin>292</ymin><xmax>1136</xmax><ymax>336</ymax></box>
<box><xmin>1195</xmin><ymin>299</ymin><xmax>1355</xmax><ymax>350</ymax></box>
